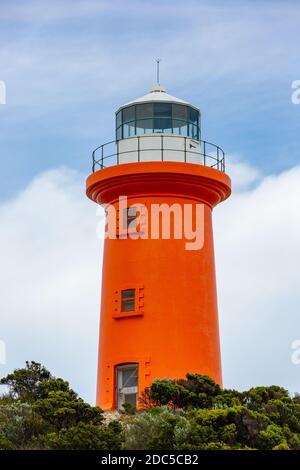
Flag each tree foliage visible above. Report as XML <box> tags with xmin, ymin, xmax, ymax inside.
<box><xmin>0</xmin><ymin>361</ymin><xmax>52</xmax><ymax>401</ymax></box>
<box><xmin>1</xmin><ymin>364</ymin><xmax>300</xmax><ymax>450</ymax></box>
<box><xmin>0</xmin><ymin>362</ymin><xmax>121</xmax><ymax>450</ymax></box>
<box><xmin>45</xmin><ymin>421</ymin><xmax>123</xmax><ymax>450</ymax></box>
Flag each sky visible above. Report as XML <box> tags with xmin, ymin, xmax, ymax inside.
<box><xmin>0</xmin><ymin>0</ymin><xmax>300</xmax><ymax>403</ymax></box>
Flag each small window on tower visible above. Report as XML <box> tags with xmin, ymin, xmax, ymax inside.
<box><xmin>123</xmin><ymin>207</ymin><xmax>137</xmax><ymax>229</ymax></box>
<box><xmin>121</xmin><ymin>289</ymin><xmax>136</xmax><ymax>312</ymax></box>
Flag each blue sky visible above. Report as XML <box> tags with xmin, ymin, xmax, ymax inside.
<box><xmin>1</xmin><ymin>0</ymin><xmax>300</xmax><ymax>404</ymax></box>
<box><xmin>1</xmin><ymin>0</ymin><xmax>300</xmax><ymax>199</ymax></box>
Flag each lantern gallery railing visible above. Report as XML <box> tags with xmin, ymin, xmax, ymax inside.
<box><xmin>92</xmin><ymin>135</ymin><xmax>225</xmax><ymax>172</ymax></box>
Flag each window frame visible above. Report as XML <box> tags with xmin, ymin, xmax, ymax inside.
<box><xmin>121</xmin><ymin>288</ymin><xmax>136</xmax><ymax>312</ymax></box>
<box><xmin>116</xmin><ymin>363</ymin><xmax>139</xmax><ymax>410</ymax></box>
<box><xmin>126</xmin><ymin>207</ymin><xmax>137</xmax><ymax>229</ymax></box>
<box><xmin>113</xmin><ymin>285</ymin><xmax>145</xmax><ymax>319</ymax></box>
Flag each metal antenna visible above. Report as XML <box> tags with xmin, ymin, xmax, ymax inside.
<box><xmin>156</xmin><ymin>58</ymin><xmax>161</xmax><ymax>85</ymax></box>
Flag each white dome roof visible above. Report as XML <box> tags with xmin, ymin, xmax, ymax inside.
<box><xmin>117</xmin><ymin>85</ymin><xmax>198</xmax><ymax>111</ymax></box>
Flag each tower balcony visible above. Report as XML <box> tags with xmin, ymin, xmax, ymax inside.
<box><xmin>92</xmin><ymin>134</ymin><xmax>225</xmax><ymax>173</ymax></box>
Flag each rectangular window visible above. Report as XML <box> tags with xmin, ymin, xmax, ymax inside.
<box><xmin>122</xmin><ymin>207</ymin><xmax>137</xmax><ymax>230</ymax></box>
<box><xmin>116</xmin><ymin>126</ymin><xmax>122</xmax><ymax>140</ymax></box>
<box><xmin>153</xmin><ymin>117</ymin><xmax>172</xmax><ymax>133</ymax></box>
<box><xmin>172</xmin><ymin>104</ymin><xmax>187</xmax><ymax>121</ymax></box>
<box><xmin>121</xmin><ymin>289</ymin><xmax>136</xmax><ymax>312</ymax></box>
<box><xmin>136</xmin><ymin>119</ymin><xmax>153</xmax><ymax>135</ymax></box>
<box><xmin>113</xmin><ymin>285</ymin><xmax>144</xmax><ymax>319</ymax></box>
<box><xmin>116</xmin><ymin>111</ymin><xmax>122</xmax><ymax>128</ymax></box>
<box><xmin>128</xmin><ymin>122</ymin><xmax>135</xmax><ymax>136</ymax></box>
<box><xmin>127</xmin><ymin>207</ymin><xmax>137</xmax><ymax>227</ymax></box>
<box><xmin>189</xmin><ymin>123</ymin><xmax>198</xmax><ymax>139</ymax></box>
<box><xmin>123</xmin><ymin>122</ymin><xmax>135</xmax><ymax>137</ymax></box>
<box><xmin>173</xmin><ymin>120</ymin><xmax>188</xmax><ymax>136</ymax></box>
<box><xmin>154</xmin><ymin>102</ymin><xmax>172</xmax><ymax>118</ymax></box>
<box><xmin>123</xmin><ymin>123</ymin><xmax>130</xmax><ymax>138</ymax></box>
<box><xmin>136</xmin><ymin>103</ymin><xmax>153</xmax><ymax>119</ymax></box>
<box><xmin>122</xmin><ymin>106</ymin><xmax>135</xmax><ymax>124</ymax></box>
<box><xmin>188</xmin><ymin>108</ymin><xmax>199</xmax><ymax>125</ymax></box>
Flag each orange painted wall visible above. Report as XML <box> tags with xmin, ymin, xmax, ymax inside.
<box><xmin>86</xmin><ymin>161</ymin><xmax>231</xmax><ymax>409</ymax></box>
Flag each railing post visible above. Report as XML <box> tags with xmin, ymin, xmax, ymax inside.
<box><xmin>217</xmin><ymin>147</ymin><xmax>219</xmax><ymax>171</ymax></box>
<box><xmin>203</xmin><ymin>141</ymin><xmax>206</xmax><ymax>166</ymax></box>
<box><xmin>161</xmin><ymin>135</ymin><xmax>164</xmax><ymax>161</ymax></box>
<box><xmin>117</xmin><ymin>140</ymin><xmax>119</xmax><ymax>165</ymax></box>
<box><xmin>101</xmin><ymin>145</ymin><xmax>104</xmax><ymax>168</ymax></box>
<box><xmin>184</xmin><ymin>137</ymin><xmax>187</xmax><ymax>163</ymax></box>
<box><xmin>138</xmin><ymin>136</ymin><xmax>140</xmax><ymax>162</ymax></box>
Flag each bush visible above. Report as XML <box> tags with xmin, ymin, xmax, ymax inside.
<box><xmin>0</xmin><ymin>362</ymin><xmax>106</xmax><ymax>449</ymax></box>
<box><xmin>257</xmin><ymin>424</ymin><xmax>287</xmax><ymax>450</ymax></box>
<box><xmin>124</xmin><ymin>407</ymin><xmax>188</xmax><ymax>450</ymax></box>
<box><xmin>0</xmin><ymin>401</ymin><xmax>45</xmax><ymax>449</ymax></box>
<box><xmin>140</xmin><ymin>374</ymin><xmax>222</xmax><ymax>410</ymax></box>
<box><xmin>2</xmin><ymin>364</ymin><xmax>300</xmax><ymax>450</ymax></box>
<box><xmin>33</xmin><ymin>391</ymin><xmax>104</xmax><ymax>430</ymax></box>
<box><xmin>169</xmin><ymin>406</ymin><xmax>269</xmax><ymax>450</ymax></box>
<box><xmin>45</xmin><ymin>421</ymin><xmax>123</xmax><ymax>450</ymax></box>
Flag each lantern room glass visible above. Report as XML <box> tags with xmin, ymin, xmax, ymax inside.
<box><xmin>116</xmin><ymin>102</ymin><xmax>200</xmax><ymax>141</ymax></box>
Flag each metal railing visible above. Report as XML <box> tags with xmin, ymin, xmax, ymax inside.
<box><xmin>92</xmin><ymin>136</ymin><xmax>225</xmax><ymax>172</ymax></box>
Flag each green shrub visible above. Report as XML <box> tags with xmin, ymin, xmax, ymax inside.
<box><xmin>2</xmin><ymin>363</ymin><xmax>300</xmax><ymax>450</ymax></box>
<box><xmin>124</xmin><ymin>407</ymin><xmax>188</xmax><ymax>450</ymax></box>
<box><xmin>33</xmin><ymin>391</ymin><xmax>104</xmax><ymax>430</ymax></box>
<box><xmin>45</xmin><ymin>421</ymin><xmax>123</xmax><ymax>450</ymax></box>
<box><xmin>0</xmin><ymin>401</ymin><xmax>45</xmax><ymax>448</ymax></box>
<box><xmin>257</xmin><ymin>424</ymin><xmax>287</xmax><ymax>450</ymax></box>
<box><xmin>140</xmin><ymin>374</ymin><xmax>222</xmax><ymax>410</ymax></box>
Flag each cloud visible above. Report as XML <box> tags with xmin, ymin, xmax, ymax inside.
<box><xmin>1</xmin><ymin>0</ymin><xmax>300</xmax><ymax>203</ymax></box>
<box><xmin>0</xmin><ymin>167</ymin><xmax>104</xmax><ymax>403</ymax></box>
<box><xmin>215</xmin><ymin>162</ymin><xmax>300</xmax><ymax>394</ymax></box>
<box><xmin>1</xmin><ymin>0</ymin><xmax>299</xmax><ymax>115</ymax></box>
<box><xmin>226</xmin><ymin>155</ymin><xmax>262</xmax><ymax>191</ymax></box>
<box><xmin>0</xmin><ymin>1</ymin><xmax>108</xmax><ymax>22</ymax></box>
<box><xmin>0</xmin><ymin>159</ymin><xmax>300</xmax><ymax>402</ymax></box>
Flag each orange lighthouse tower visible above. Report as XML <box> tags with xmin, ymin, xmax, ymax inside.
<box><xmin>86</xmin><ymin>84</ymin><xmax>231</xmax><ymax>410</ymax></box>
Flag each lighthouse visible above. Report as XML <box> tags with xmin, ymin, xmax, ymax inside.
<box><xmin>86</xmin><ymin>83</ymin><xmax>231</xmax><ymax>410</ymax></box>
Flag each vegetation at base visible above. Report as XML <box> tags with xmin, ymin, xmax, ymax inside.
<box><xmin>0</xmin><ymin>361</ymin><xmax>122</xmax><ymax>450</ymax></box>
<box><xmin>1</xmin><ymin>363</ymin><xmax>300</xmax><ymax>450</ymax></box>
